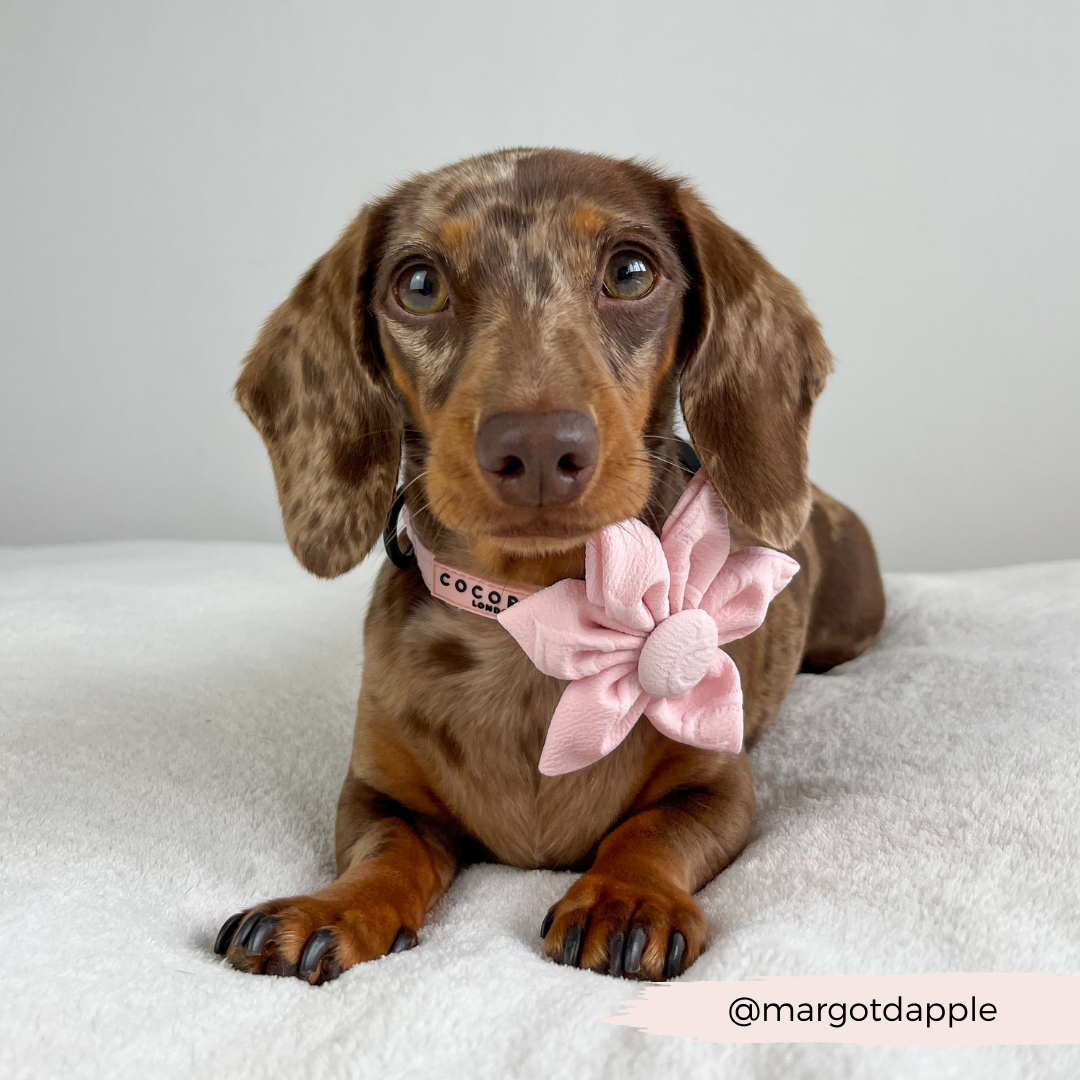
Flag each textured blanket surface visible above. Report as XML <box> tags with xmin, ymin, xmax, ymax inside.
<box><xmin>1</xmin><ymin>543</ymin><xmax>1077</xmax><ymax>1079</ymax></box>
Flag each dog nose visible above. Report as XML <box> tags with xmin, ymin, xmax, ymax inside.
<box><xmin>475</xmin><ymin>410</ymin><xmax>599</xmax><ymax>506</ymax></box>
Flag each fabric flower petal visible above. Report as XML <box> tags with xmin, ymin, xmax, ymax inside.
<box><xmin>537</xmin><ymin>663</ymin><xmax>649</xmax><ymax>776</ymax></box>
<box><xmin>660</xmin><ymin>471</ymin><xmax>731</xmax><ymax>613</ymax></box>
<box><xmin>643</xmin><ymin>649</ymin><xmax>743</xmax><ymax>753</ymax></box>
<box><xmin>585</xmin><ymin>518</ymin><xmax>670</xmax><ymax>631</ymax></box>
<box><xmin>700</xmin><ymin>547</ymin><xmax>801</xmax><ymax>646</ymax></box>
<box><xmin>498</xmin><ymin>579</ymin><xmax>644</xmax><ymax>680</ymax></box>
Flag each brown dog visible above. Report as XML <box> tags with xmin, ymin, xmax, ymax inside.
<box><xmin>216</xmin><ymin>148</ymin><xmax>885</xmax><ymax>984</ymax></box>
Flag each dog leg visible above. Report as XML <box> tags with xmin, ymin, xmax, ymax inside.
<box><xmin>801</xmin><ymin>486</ymin><xmax>886</xmax><ymax>673</ymax></box>
<box><xmin>541</xmin><ymin>751</ymin><xmax>754</xmax><ymax>980</ymax></box>
<box><xmin>215</xmin><ymin>783</ymin><xmax>457</xmax><ymax>984</ymax></box>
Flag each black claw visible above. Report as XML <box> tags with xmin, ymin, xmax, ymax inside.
<box><xmin>232</xmin><ymin>911</ymin><xmax>262</xmax><ymax>953</ymax></box>
<box><xmin>540</xmin><ymin>909</ymin><xmax>555</xmax><ymax>939</ymax></box>
<box><xmin>390</xmin><ymin>929</ymin><xmax>417</xmax><ymax>953</ymax></box>
<box><xmin>624</xmin><ymin>927</ymin><xmax>646</xmax><ymax>975</ymax></box>
<box><xmin>297</xmin><ymin>928</ymin><xmax>335</xmax><ymax>980</ymax></box>
<box><xmin>214</xmin><ymin>912</ymin><xmax>245</xmax><ymax>956</ymax></box>
<box><xmin>607</xmin><ymin>931</ymin><xmax>625</xmax><ymax>978</ymax></box>
<box><xmin>562</xmin><ymin>924</ymin><xmax>584</xmax><ymax>968</ymax></box>
<box><xmin>663</xmin><ymin>931</ymin><xmax>687</xmax><ymax>980</ymax></box>
<box><xmin>245</xmin><ymin>915</ymin><xmax>278</xmax><ymax>957</ymax></box>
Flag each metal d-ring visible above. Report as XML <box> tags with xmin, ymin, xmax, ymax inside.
<box><xmin>383</xmin><ymin>487</ymin><xmax>417</xmax><ymax>571</ymax></box>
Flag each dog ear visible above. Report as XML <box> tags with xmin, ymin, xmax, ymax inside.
<box><xmin>235</xmin><ymin>205</ymin><xmax>402</xmax><ymax>578</ymax></box>
<box><xmin>673</xmin><ymin>186</ymin><xmax>832</xmax><ymax>550</ymax></box>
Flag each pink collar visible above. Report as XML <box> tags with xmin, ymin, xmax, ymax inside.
<box><xmin>401</xmin><ymin>510</ymin><xmax>543</xmax><ymax>619</ymax></box>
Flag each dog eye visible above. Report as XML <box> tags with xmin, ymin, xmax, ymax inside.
<box><xmin>602</xmin><ymin>252</ymin><xmax>656</xmax><ymax>300</ymax></box>
<box><xmin>395</xmin><ymin>264</ymin><xmax>448</xmax><ymax>314</ymax></box>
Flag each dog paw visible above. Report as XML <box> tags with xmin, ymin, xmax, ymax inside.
<box><xmin>214</xmin><ymin>891</ymin><xmax>418</xmax><ymax>984</ymax></box>
<box><xmin>540</xmin><ymin>871</ymin><xmax>706</xmax><ymax>980</ymax></box>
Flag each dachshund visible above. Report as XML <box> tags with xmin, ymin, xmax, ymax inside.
<box><xmin>215</xmin><ymin>148</ymin><xmax>885</xmax><ymax>983</ymax></box>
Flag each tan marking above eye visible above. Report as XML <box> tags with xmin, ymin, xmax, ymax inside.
<box><xmin>602</xmin><ymin>252</ymin><xmax>656</xmax><ymax>300</ymax></box>
<box><xmin>396</xmin><ymin>264</ymin><xmax>449</xmax><ymax>314</ymax></box>
<box><xmin>572</xmin><ymin>206</ymin><xmax>608</xmax><ymax>235</ymax></box>
<box><xmin>438</xmin><ymin>218</ymin><xmax>472</xmax><ymax>250</ymax></box>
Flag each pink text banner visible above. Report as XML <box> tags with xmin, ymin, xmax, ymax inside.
<box><xmin>606</xmin><ymin>973</ymin><xmax>1080</xmax><ymax>1045</ymax></box>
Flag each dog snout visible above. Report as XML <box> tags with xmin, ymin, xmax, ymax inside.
<box><xmin>475</xmin><ymin>411</ymin><xmax>598</xmax><ymax>506</ymax></box>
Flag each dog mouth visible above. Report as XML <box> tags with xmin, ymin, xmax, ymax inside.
<box><xmin>479</xmin><ymin>525</ymin><xmax>600</xmax><ymax>556</ymax></box>
<box><xmin>458</xmin><ymin>497</ymin><xmax>647</xmax><ymax>556</ymax></box>
<box><xmin>481</xmin><ymin>511</ymin><xmax>601</xmax><ymax>539</ymax></box>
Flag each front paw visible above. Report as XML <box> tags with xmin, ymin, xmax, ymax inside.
<box><xmin>540</xmin><ymin>872</ymin><xmax>706</xmax><ymax>980</ymax></box>
<box><xmin>214</xmin><ymin>892</ymin><xmax>417</xmax><ymax>984</ymax></box>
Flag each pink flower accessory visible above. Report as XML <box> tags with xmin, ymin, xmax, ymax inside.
<box><xmin>497</xmin><ymin>472</ymin><xmax>799</xmax><ymax>776</ymax></box>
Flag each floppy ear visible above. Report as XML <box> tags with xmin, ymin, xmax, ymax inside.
<box><xmin>674</xmin><ymin>186</ymin><xmax>832</xmax><ymax>550</ymax></box>
<box><xmin>235</xmin><ymin>206</ymin><xmax>402</xmax><ymax>578</ymax></box>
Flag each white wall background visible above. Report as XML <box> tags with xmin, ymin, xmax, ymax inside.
<box><xmin>1</xmin><ymin>0</ymin><xmax>1077</xmax><ymax>571</ymax></box>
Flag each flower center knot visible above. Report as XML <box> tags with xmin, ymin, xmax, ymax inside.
<box><xmin>636</xmin><ymin>607</ymin><xmax>719</xmax><ymax>700</ymax></box>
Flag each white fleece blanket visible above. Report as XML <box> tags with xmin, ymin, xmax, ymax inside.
<box><xmin>0</xmin><ymin>543</ymin><xmax>1077</xmax><ymax>1079</ymax></box>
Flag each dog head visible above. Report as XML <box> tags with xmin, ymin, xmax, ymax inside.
<box><xmin>236</xmin><ymin>149</ymin><xmax>831</xmax><ymax>579</ymax></box>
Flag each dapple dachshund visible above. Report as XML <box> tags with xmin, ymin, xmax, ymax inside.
<box><xmin>215</xmin><ymin>148</ymin><xmax>885</xmax><ymax>983</ymax></box>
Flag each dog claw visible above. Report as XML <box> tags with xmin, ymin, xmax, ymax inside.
<box><xmin>390</xmin><ymin>929</ymin><xmax>417</xmax><ymax>953</ymax></box>
<box><xmin>623</xmin><ymin>927</ymin><xmax>646</xmax><ymax>975</ymax></box>
<box><xmin>664</xmin><ymin>931</ymin><xmax>686</xmax><ymax>980</ymax></box>
<box><xmin>245</xmin><ymin>915</ymin><xmax>277</xmax><ymax>957</ymax></box>
<box><xmin>214</xmin><ymin>912</ymin><xmax>245</xmax><ymax>956</ymax></box>
<box><xmin>607</xmin><ymin>931</ymin><xmax>626</xmax><ymax>977</ymax></box>
<box><xmin>540</xmin><ymin>909</ymin><xmax>554</xmax><ymax>939</ymax></box>
<box><xmin>232</xmin><ymin>911</ymin><xmax>262</xmax><ymax>953</ymax></box>
<box><xmin>562</xmin><ymin>924</ymin><xmax>584</xmax><ymax>967</ymax></box>
<box><xmin>298</xmin><ymin>928</ymin><xmax>336</xmax><ymax>980</ymax></box>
